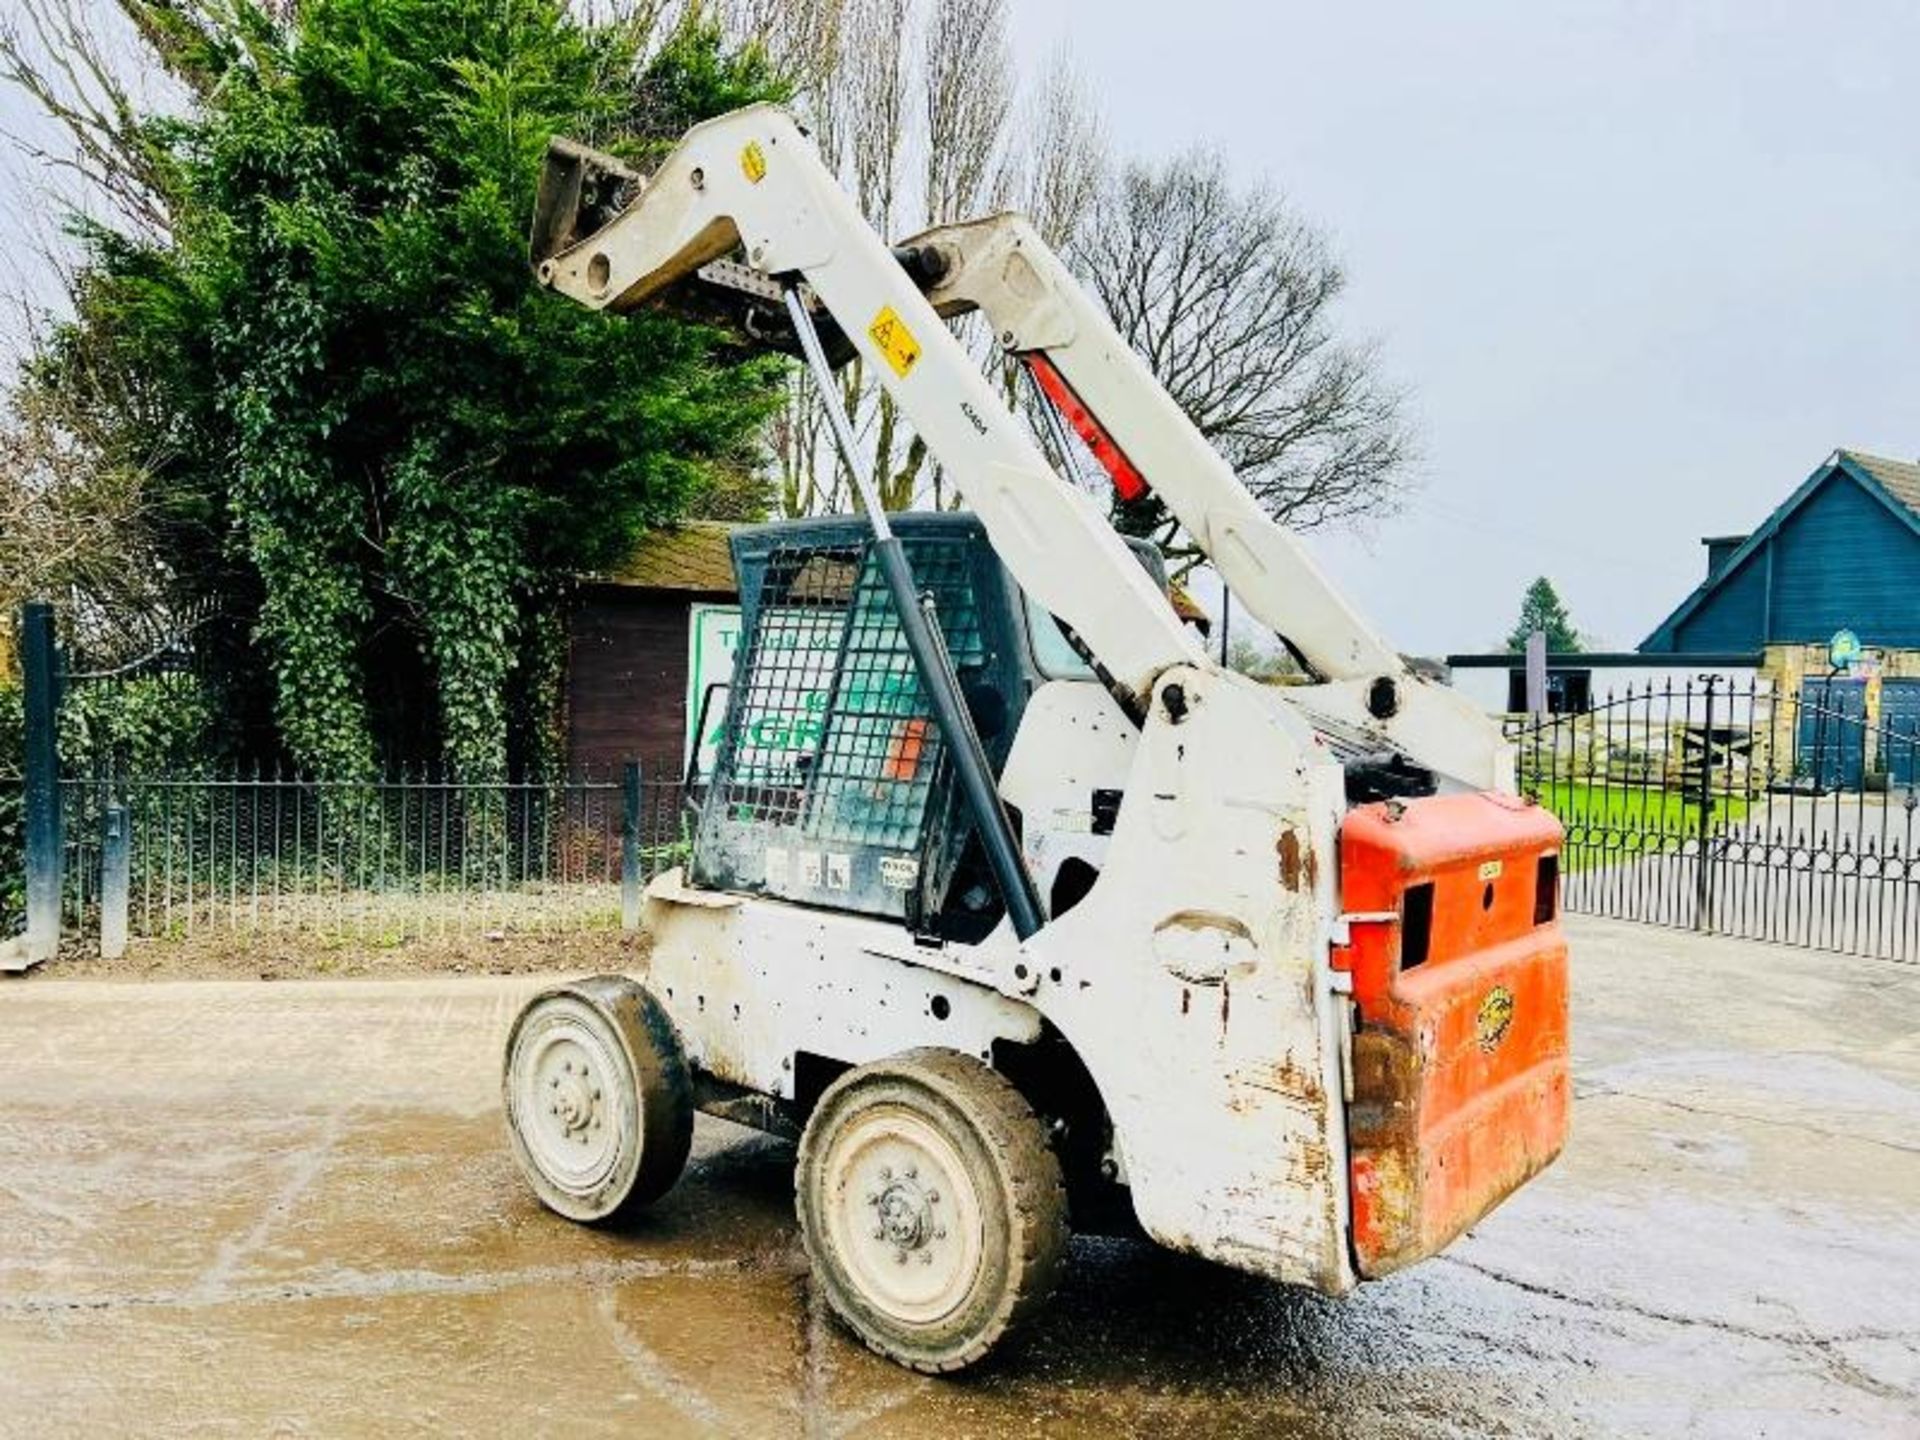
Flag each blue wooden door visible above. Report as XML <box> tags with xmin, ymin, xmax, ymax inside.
<box><xmin>1797</xmin><ymin>677</ymin><xmax>1866</xmax><ymax>789</ymax></box>
<box><xmin>1881</xmin><ymin>679</ymin><xmax>1920</xmax><ymax>787</ymax></box>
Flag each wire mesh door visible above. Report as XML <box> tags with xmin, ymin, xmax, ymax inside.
<box><xmin>690</xmin><ymin>536</ymin><xmax>985</xmax><ymax>921</ymax></box>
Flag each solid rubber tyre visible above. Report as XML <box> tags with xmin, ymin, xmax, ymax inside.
<box><xmin>502</xmin><ymin>975</ymin><xmax>693</xmax><ymax>1223</ymax></box>
<box><xmin>795</xmin><ymin>1048</ymin><xmax>1068</xmax><ymax>1373</ymax></box>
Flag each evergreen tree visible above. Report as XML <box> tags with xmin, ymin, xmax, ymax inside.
<box><xmin>24</xmin><ymin>3</ymin><xmax>787</xmax><ymax>778</ymax></box>
<box><xmin>1506</xmin><ymin>577</ymin><xmax>1581</xmax><ymax>653</ymax></box>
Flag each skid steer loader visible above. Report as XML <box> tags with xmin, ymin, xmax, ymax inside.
<box><xmin>502</xmin><ymin>105</ymin><xmax>1569</xmax><ymax>1373</ymax></box>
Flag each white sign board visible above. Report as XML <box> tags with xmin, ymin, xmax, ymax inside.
<box><xmin>685</xmin><ymin>602</ymin><xmax>845</xmax><ymax>780</ymax></box>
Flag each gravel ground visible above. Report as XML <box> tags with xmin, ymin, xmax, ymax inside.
<box><xmin>28</xmin><ymin>923</ymin><xmax>645</xmax><ymax>982</ymax></box>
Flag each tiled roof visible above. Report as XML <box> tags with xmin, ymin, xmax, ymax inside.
<box><xmin>597</xmin><ymin>520</ymin><xmax>739</xmax><ymax>594</ymax></box>
<box><xmin>1842</xmin><ymin>449</ymin><xmax>1920</xmax><ymax>517</ymax></box>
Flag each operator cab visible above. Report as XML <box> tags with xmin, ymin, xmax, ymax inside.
<box><xmin>685</xmin><ymin>512</ymin><xmax>1176</xmax><ymax>943</ymax></box>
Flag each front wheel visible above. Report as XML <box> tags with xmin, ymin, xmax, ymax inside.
<box><xmin>796</xmin><ymin>1048</ymin><xmax>1068</xmax><ymax>1373</ymax></box>
<box><xmin>502</xmin><ymin>976</ymin><xmax>693</xmax><ymax>1223</ymax></box>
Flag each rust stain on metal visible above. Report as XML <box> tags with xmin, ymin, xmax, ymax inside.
<box><xmin>1290</xmin><ymin>1136</ymin><xmax>1333</xmax><ymax>1190</ymax></box>
<box><xmin>1346</xmin><ymin>1026</ymin><xmax>1424</xmax><ymax>1272</ymax></box>
<box><xmin>1278</xmin><ymin>829</ymin><xmax>1305</xmax><ymax>891</ymax></box>
<box><xmin>1273</xmin><ymin>1054</ymin><xmax>1325</xmax><ymax>1105</ymax></box>
<box><xmin>1229</xmin><ymin>1055</ymin><xmax>1327</xmax><ymax>1111</ymax></box>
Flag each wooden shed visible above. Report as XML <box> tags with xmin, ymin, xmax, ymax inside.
<box><xmin>566</xmin><ymin>521</ymin><xmax>738</xmax><ymax>775</ymax></box>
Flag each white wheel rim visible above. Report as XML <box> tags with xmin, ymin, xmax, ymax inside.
<box><xmin>509</xmin><ymin>998</ymin><xmax>632</xmax><ymax>1199</ymax></box>
<box><xmin>820</xmin><ymin>1102</ymin><xmax>986</xmax><ymax>1325</ymax></box>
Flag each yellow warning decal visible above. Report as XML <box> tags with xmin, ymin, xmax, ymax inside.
<box><xmin>740</xmin><ymin>141</ymin><xmax>767</xmax><ymax>183</ymax></box>
<box><xmin>868</xmin><ymin>306</ymin><xmax>921</xmax><ymax>378</ymax></box>
<box><xmin>1477</xmin><ymin>858</ymin><xmax>1504</xmax><ymax>881</ymax></box>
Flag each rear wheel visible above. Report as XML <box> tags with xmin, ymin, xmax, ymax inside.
<box><xmin>796</xmin><ymin>1048</ymin><xmax>1067</xmax><ymax>1373</ymax></box>
<box><xmin>502</xmin><ymin>976</ymin><xmax>693</xmax><ymax>1222</ymax></box>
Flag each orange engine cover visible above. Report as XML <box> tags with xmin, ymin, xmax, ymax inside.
<box><xmin>1335</xmin><ymin>791</ymin><xmax>1570</xmax><ymax>1278</ymax></box>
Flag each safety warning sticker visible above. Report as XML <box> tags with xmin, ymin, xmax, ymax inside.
<box><xmin>868</xmin><ymin>306</ymin><xmax>921</xmax><ymax>379</ymax></box>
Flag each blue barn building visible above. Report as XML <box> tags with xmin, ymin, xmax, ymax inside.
<box><xmin>1641</xmin><ymin>448</ymin><xmax>1920</xmax><ymax>785</ymax></box>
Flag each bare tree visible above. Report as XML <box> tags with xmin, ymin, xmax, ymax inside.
<box><xmin>694</xmin><ymin>0</ymin><xmax>845</xmax><ymax>99</ymax></box>
<box><xmin>840</xmin><ymin>0</ymin><xmax>908</xmax><ymax>231</ymax></box>
<box><xmin>1071</xmin><ymin>149</ymin><xmax>1411</xmax><ymax>560</ymax></box>
<box><xmin>0</xmin><ymin>0</ymin><xmax>186</xmax><ymax>241</ymax></box>
<box><xmin>675</xmin><ymin>6</ymin><xmax>1405</xmax><ymax>544</ymax></box>
<box><xmin>1016</xmin><ymin>49</ymin><xmax>1104</xmax><ymax>252</ymax></box>
<box><xmin>751</xmin><ymin>0</ymin><xmax>1025</xmax><ymax>516</ymax></box>
<box><xmin>919</xmin><ymin>0</ymin><xmax>1013</xmax><ymax>226</ymax></box>
<box><xmin>0</xmin><ymin>2</ymin><xmax>193</xmax><ymax>645</ymax></box>
<box><xmin>0</xmin><ymin>375</ymin><xmax>175</xmax><ymax>646</ymax></box>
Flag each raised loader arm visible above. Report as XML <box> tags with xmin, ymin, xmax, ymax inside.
<box><xmin>530</xmin><ymin>108</ymin><xmax>1207</xmax><ymax>710</ymax></box>
<box><xmin>898</xmin><ymin>213</ymin><xmax>1512</xmax><ymax>791</ymax></box>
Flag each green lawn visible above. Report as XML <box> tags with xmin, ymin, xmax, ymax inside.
<box><xmin>1528</xmin><ymin>781</ymin><xmax>1751</xmax><ymax>871</ymax></box>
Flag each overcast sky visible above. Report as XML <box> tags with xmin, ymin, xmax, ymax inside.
<box><xmin>4</xmin><ymin>3</ymin><xmax>1916</xmax><ymax>657</ymax></box>
<box><xmin>1012</xmin><ymin>0</ymin><xmax>1920</xmax><ymax>655</ymax></box>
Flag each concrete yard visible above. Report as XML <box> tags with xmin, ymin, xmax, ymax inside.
<box><xmin>1</xmin><ymin>916</ymin><xmax>1916</xmax><ymax>1438</ymax></box>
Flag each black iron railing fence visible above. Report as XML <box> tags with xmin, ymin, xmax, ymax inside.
<box><xmin>0</xmin><ymin>772</ymin><xmax>22</xmax><ymax>939</ymax></box>
<box><xmin>51</xmin><ymin>762</ymin><xmax>689</xmax><ymax>947</ymax></box>
<box><xmin>15</xmin><ymin>674</ymin><xmax>1920</xmax><ymax>965</ymax></box>
<box><xmin>1508</xmin><ymin>677</ymin><xmax>1920</xmax><ymax>961</ymax></box>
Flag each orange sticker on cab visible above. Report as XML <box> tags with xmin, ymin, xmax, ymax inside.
<box><xmin>868</xmin><ymin>306</ymin><xmax>920</xmax><ymax>378</ymax></box>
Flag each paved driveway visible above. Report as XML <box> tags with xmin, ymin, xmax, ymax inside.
<box><xmin>1</xmin><ymin>917</ymin><xmax>1917</xmax><ymax>1437</ymax></box>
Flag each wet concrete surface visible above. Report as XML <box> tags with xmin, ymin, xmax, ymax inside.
<box><xmin>1</xmin><ymin>915</ymin><xmax>1916</xmax><ymax>1437</ymax></box>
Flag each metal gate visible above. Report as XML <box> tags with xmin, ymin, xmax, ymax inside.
<box><xmin>1510</xmin><ymin>677</ymin><xmax>1920</xmax><ymax>962</ymax></box>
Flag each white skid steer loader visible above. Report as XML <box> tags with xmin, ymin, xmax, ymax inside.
<box><xmin>503</xmin><ymin>104</ymin><xmax>1570</xmax><ymax>1373</ymax></box>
